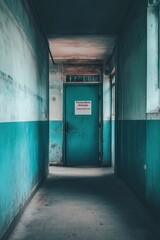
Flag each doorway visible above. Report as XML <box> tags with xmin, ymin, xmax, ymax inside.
<box><xmin>64</xmin><ymin>83</ymin><xmax>101</xmax><ymax>166</ymax></box>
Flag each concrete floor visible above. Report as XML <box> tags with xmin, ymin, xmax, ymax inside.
<box><xmin>9</xmin><ymin>167</ymin><xmax>160</xmax><ymax>240</ymax></box>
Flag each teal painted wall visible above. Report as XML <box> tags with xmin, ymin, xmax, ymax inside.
<box><xmin>49</xmin><ymin>121</ymin><xmax>63</xmax><ymax>164</ymax></box>
<box><xmin>0</xmin><ymin>122</ymin><xmax>49</xmax><ymax>237</ymax></box>
<box><xmin>146</xmin><ymin>120</ymin><xmax>160</xmax><ymax>215</ymax></box>
<box><xmin>64</xmin><ymin>84</ymin><xmax>100</xmax><ymax>166</ymax></box>
<box><xmin>117</xmin><ymin>120</ymin><xmax>146</xmax><ymax>198</ymax></box>
<box><xmin>116</xmin><ymin>0</ymin><xmax>147</xmax><ymax>198</ymax></box>
<box><xmin>103</xmin><ymin>121</ymin><xmax>111</xmax><ymax>166</ymax></box>
<box><xmin>111</xmin><ymin>120</ymin><xmax>115</xmax><ymax>167</ymax></box>
<box><xmin>0</xmin><ymin>0</ymin><xmax>49</xmax><ymax>238</ymax></box>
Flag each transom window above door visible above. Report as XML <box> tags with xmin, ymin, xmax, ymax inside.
<box><xmin>66</xmin><ymin>75</ymin><xmax>100</xmax><ymax>83</ymax></box>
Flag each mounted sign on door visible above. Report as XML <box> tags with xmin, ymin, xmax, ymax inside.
<box><xmin>75</xmin><ymin>101</ymin><xmax>92</xmax><ymax>115</ymax></box>
<box><xmin>64</xmin><ymin>84</ymin><xmax>101</xmax><ymax>166</ymax></box>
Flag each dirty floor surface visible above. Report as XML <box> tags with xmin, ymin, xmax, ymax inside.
<box><xmin>9</xmin><ymin>167</ymin><xmax>160</xmax><ymax>240</ymax></box>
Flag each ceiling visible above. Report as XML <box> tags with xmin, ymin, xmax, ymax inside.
<box><xmin>33</xmin><ymin>0</ymin><xmax>133</xmax><ymax>63</ymax></box>
<box><xmin>49</xmin><ymin>35</ymin><xmax>115</xmax><ymax>63</ymax></box>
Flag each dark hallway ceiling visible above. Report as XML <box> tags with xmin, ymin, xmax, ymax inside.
<box><xmin>33</xmin><ymin>0</ymin><xmax>133</xmax><ymax>35</ymax></box>
<box><xmin>32</xmin><ymin>0</ymin><xmax>133</xmax><ymax>62</ymax></box>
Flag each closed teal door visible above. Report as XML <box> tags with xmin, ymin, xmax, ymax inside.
<box><xmin>64</xmin><ymin>84</ymin><xmax>100</xmax><ymax>166</ymax></box>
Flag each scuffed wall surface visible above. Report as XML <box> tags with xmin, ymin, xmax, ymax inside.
<box><xmin>0</xmin><ymin>0</ymin><xmax>49</xmax><ymax>238</ymax></box>
<box><xmin>0</xmin><ymin>0</ymin><xmax>48</xmax><ymax>122</ymax></box>
<box><xmin>49</xmin><ymin>63</ymin><xmax>63</xmax><ymax>164</ymax></box>
<box><xmin>49</xmin><ymin>121</ymin><xmax>63</xmax><ymax>164</ymax></box>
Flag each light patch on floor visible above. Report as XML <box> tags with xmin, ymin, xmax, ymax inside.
<box><xmin>49</xmin><ymin>166</ymin><xmax>114</xmax><ymax>177</ymax></box>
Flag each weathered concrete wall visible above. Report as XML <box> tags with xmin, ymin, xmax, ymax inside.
<box><xmin>0</xmin><ymin>0</ymin><xmax>49</xmax><ymax>238</ymax></box>
<box><xmin>116</xmin><ymin>0</ymin><xmax>147</xmax><ymax>199</ymax></box>
<box><xmin>103</xmin><ymin>73</ymin><xmax>111</xmax><ymax>166</ymax></box>
<box><xmin>49</xmin><ymin>63</ymin><xmax>63</xmax><ymax>164</ymax></box>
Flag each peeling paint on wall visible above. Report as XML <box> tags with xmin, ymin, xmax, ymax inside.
<box><xmin>49</xmin><ymin>63</ymin><xmax>63</xmax><ymax>121</ymax></box>
<box><xmin>49</xmin><ymin>121</ymin><xmax>63</xmax><ymax>164</ymax></box>
<box><xmin>49</xmin><ymin>63</ymin><xmax>63</xmax><ymax>163</ymax></box>
<box><xmin>0</xmin><ymin>1</ymin><xmax>48</xmax><ymax>123</ymax></box>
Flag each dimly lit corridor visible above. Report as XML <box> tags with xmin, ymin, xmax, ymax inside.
<box><xmin>1</xmin><ymin>0</ymin><xmax>160</xmax><ymax>239</ymax></box>
<box><xmin>9</xmin><ymin>167</ymin><xmax>160</xmax><ymax>240</ymax></box>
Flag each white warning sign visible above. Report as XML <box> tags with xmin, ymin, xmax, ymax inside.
<box><xmin>75</xmin><ymin>101</ymin><xmax>92</xmax><ymax>115</ymax></box>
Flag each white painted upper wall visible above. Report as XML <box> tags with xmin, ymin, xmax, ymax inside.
<box><xmin>147</xmin><ymin>6</ymin><xmax>160</xmax><ymax>113</ymax></box>
<box><xmin>49</xmin><ymin>64</ymin><xmax>63</xmax><ymax>121</ymax></box>
<box><xmin>103</xmin><ymin>75</ymin><xmax>111</xmax><ymax>121</ymax></box>
<box><xmin>0</xmin><ymin>1</ymin><xmax>48</xmax><ymax>122</ymax></box>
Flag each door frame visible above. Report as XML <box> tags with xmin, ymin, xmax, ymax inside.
<box><xmin>63</xmin><ymin>82</ymin><xmax>103</xmax><ymax>166</ymax></box>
